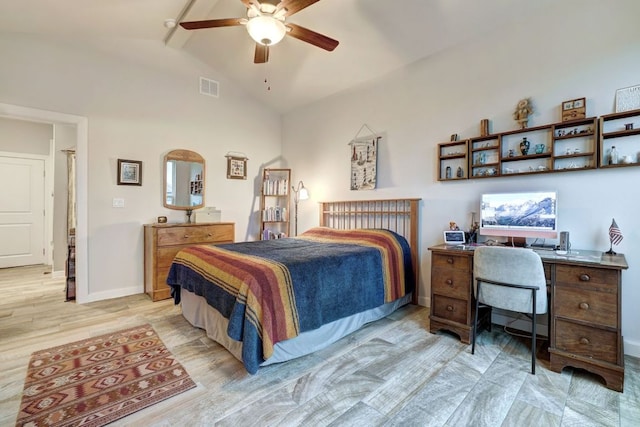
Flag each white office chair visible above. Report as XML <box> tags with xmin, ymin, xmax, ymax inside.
<box><xmin>472</xmin><ymin>246</ymin><xmax>548</xmax><ymax>374</ymax></box>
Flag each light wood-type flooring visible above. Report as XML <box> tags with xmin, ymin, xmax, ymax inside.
<box><xmin>1</xmin><ymin>265</ymin><xmax>639</xmax><ymax>426</ymax></box>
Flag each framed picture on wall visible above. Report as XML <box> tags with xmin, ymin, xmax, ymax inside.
<box><xmin>226</xmin><ymin>156</ymin><xmax>247</xmax><ymax>180</ymax></box>
<box><xmin>561</xmin><ymin>97</ymin><xmax>586</xmax><ymax>122</ymax></box>
<box><xmin>117</xmin><ymin>159</ymin><xmax>142</xmax><ymax>185</ymax></box>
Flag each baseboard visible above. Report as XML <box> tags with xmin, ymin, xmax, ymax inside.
<box><xmin>418</xmin><ymin>295</ymin><xmax>429</xmax><ymax>308</ymax></box>
<box><xmin>624</xmin><ymin>338</ymin><xmax>640</xmax><ymax>358</ymax></box>
<box><xmin>79</xmin><ymin>285</ymin><xmax>142</xmax><ymax>304</ymax></box>
<box><xmin>52</xmin><ymin>270</ymin><xmax>66</xmax><ymax>279</ymax></box>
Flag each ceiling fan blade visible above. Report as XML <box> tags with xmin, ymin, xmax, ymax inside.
<box><xmin>281</xmin><ymin>0</ymin><xmax>321</xmax><ymax>17</ymax></box>
<box><xmin>180</xmin><ymin>18</ymin><xmax>244</xmax><ymax>30</ymax></box>
<box><xmin>254</xmin><ymin>44</ymin><xmax>270</xmax><ymax>63</ymax></box>
<box><xmin>286</xmin><ymin>23</ymin><xmax>339</xmax><ymax>51</ymax></box>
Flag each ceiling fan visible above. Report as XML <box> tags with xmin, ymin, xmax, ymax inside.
<box><xmin>179</xmin><ymin>0</ymin><xmax>339</xmax><ymax>63</ymax></box>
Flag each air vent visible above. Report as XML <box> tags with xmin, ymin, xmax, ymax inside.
<box><xmin>199</xmin><ymin>77</ymin><xmax>219</xmax><ymax>98</ymax></box>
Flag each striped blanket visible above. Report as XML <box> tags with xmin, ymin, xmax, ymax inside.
<box><xmin>167</xmin><ymin>227</ymin><xmax>413</xmax><ymax>373</ymax></box>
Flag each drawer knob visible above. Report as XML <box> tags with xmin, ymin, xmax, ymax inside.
<box><xmin>184</xmin><ymin>235</ymin><xmax>191</xmax><ymax>239</ymax></box>
<box><xmin>579</xmin><ymin>302</ymin><xmax>589</xmax><ymax>310</ymax></box>
<box><xmin>579</xmin><ymin>337</ymin><xmax>590</xmax><ymax>345</ymax></box>
<box><xmin>446</xmin><ymin>279</ymin><xmax>453</xmax><ymax>286</ymax></box>
<box><xmin>207</xmin><ymin>233</ymin><xmax>213</xmax><ymax>237</ymax></box>
<box><xmin>579</xmin><ymin>274</ymin><xmax>590</xmax><ymax>282</ymax></box>
<box><xmin>447</xmin><ymin>258</ymin><xmax>454</xmax><ymax>264</ymax></box>
<box><xmin>446</xmin><ymin>305</ymin><xmax>454</xmax><ymax>312</ymax></box>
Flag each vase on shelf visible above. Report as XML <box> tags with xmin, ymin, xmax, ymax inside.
<box><xmin>520</xmin><ymin>137</ymin><xmax>530</xmax><ymax>155</ymax></box>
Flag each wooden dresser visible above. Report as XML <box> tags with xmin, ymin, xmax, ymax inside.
<box><xmin>428</xmin><ymin>245</ymin><xmax>628</xmax><ymax>391</ymax></box>
<box><xmin>144</xmin><ymin>222</ymin><xmax>235</xmax><ymax>301</ymax></box>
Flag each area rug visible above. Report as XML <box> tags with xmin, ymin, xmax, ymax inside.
<box><xmin>16</xmin><ymin>324</ymin><xmax>196</xmax><ymax>427</ymax></box>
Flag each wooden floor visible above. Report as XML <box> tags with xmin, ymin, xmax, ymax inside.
<box><xmin>1</xmin><ymin>266</ymin><xmax>639</xmax><ymax>427</ymax></box>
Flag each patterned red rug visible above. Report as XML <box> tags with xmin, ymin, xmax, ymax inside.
<box><xmin>16</xmin><ymin>324</ymin><xmax>196</xmax><ymax>427</ymax></box>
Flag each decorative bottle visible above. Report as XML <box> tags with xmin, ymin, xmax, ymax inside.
<box><xmin>519</xmin><ymin>137</ymin><xmax>530</xmax><ymax>155</ymax></box>
<box><xmin>445</xmin><ymin>166</ymin><xmax>452</xmax><ymax>179</ymax></box>
<box><xmin>609</xmin><ymin>146</ymin><xmax>618</xmax><ymax>165</ymax></box>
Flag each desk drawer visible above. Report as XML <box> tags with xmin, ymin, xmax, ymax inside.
<box><xmin>555</xmin><ymin>319</ymin><xmax>617</xmax><ymax>363</ymax></box>
<box><xmin>432</xmin><ymin>253</ymin><xmax>471</xmax><ymax>273</ymax></box>
<box><xmin>156</xmin><ymin>224</ymin><xmax>234</xmax><ymax>246</ymax></box>
<box><xmin>555</xmin><ymin>265</ymin><xmax>618</xmax><ymax>293</ymax></box>
<box><xmin>555</xmin><ymin>286</ymin><xmax>617</xmax><ymax>328</ymax></box>
<box><xmin>432</xmin><ymin>295</ymin><xmax>468</xmax><ymax>324</ymax></box>
<box><xmin>432</xmin><ymin>267</ymin><xmax>470</xmax><ymax>300</ymax></box>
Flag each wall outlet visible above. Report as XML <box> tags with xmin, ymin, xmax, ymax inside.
<box><xmin>112</xmin><ymin>198</ymin><xmax>125</xmax><ymax>208</ymax></box>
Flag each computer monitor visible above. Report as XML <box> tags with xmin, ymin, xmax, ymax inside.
<box><xmin>479</xmin><ymin>191</ymin><xmax>558</xmax><ymax>240</ymax></box>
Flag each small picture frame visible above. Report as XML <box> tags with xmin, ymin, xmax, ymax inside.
<box><xmin>561</xmin><ymin>97</ymin><xmax>586</xmax><ymax>122</ymax></box>
<box><xmin>117</xmin><ymin>159</ymin><xmax>142</xmax><ymax>186</ymax></box>
<box><xmin>226</xmin><ymin>156</ymin><xmax>247</xmax><ymax>180</ymax></box>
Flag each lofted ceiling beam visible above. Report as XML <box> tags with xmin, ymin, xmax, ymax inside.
<box><xmin>165</xmin><ymin>0</ymin><xmax>222</xmax><ymax>48</ymax></box>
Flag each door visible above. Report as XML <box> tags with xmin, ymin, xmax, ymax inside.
<box><xmin>0</xmin><ymin>156</ymin><xmax>46</xmax><ymax>268</ymax></box>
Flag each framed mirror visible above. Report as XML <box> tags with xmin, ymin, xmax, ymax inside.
<box><xmin>163</xmin><ymin>149</ymin><xmax>205</xmax><ymax>212</ymax></box>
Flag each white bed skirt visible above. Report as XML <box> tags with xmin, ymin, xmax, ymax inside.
<box><xmin>180</xmin><ymin>288</ymin><xmax>412</xmax><ymax>367</ymax></box>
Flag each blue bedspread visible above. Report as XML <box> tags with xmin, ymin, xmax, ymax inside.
<box><xmin>167</xmin><ymin>227</ymin><xmax>413</xmax><ymax>373</ymax></box>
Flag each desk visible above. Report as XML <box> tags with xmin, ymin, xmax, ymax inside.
<box><xmin>428</xmin><ymin>244</ymin><xmax>628</xmax><ymax>391</ymax></box>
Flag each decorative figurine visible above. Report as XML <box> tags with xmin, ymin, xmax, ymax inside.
<box><xmin>513</xmin><ymin>98</ymin><xmax>534</xmax><ymax>129</ymax></box>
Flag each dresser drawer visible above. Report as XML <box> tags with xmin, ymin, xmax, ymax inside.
<box><xmin>555</xmin><ymin>265</ymin><xmax>618</xmax><ymax>292</ymax></box>
<box><xmin>431</xmin><ymin>267</ymin><xmax>470</xmax><ymax>300</ymax></box>
<box><xmin>156</xmin><ymin>224</ymin><xmax>234</xmax><ymax>246</ymax></box>
<box><xmin>555</xmin><ymin>319</ymin><xmax>618</xmax><ymax>363</ymax></box>
<box><xmin>157</xmin><ymin>247</ymin><xmax>186</xmax><ymax>269</ymax></box>
<box><xmin>555</xmin><ymin>286</ymin><xmax>617</xmax><ymax>328</ymax></box>
<box><xmin>432</xmin><ymin>295</ymin><xmax>468</xmax><ymax>324</ymax></box>
<box><xmin>432</xmin><ymin>253</ymin><xmax>471</xmax><ymax>273</ymax></box>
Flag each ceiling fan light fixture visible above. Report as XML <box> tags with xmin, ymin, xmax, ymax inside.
<box><xmin>246</xmin><ymin>15</ymin><xmax>286</xmax><ymax>46</ymax></box>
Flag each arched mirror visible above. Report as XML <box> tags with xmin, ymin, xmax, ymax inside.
<box><xmin>163</xmin><ymin>149</ymin><xmax>205</xmax><ymax>214</ymax></box>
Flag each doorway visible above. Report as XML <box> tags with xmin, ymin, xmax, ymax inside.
<box><xmin>0</xmin><ymin>102</ymin><xmax>88</xmax><ymax>302</ymax></box>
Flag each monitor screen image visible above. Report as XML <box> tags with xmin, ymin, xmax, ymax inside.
<box><xmin>479</xmin><ymin>191</ymin><xmax>558</xmax><ymax>239</ymax></box>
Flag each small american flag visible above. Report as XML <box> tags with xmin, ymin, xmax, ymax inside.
<box><xmin>609</xmin><ymin>218</ymin><xmax>623</xmax><ymax>246</ymax></box>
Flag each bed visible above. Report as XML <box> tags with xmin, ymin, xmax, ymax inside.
<box><xmin>167</xmin><ymin>198</ymin><xmax>420</xmax><ymax>373</ymax></box>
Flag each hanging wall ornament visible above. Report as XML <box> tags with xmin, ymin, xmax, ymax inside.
<box><xmin>349</xmin><ymin>124</ymin><xmax>380</xmax><ymax>190</ymax></box>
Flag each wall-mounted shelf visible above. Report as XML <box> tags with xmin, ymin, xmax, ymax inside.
<box><xmin>436</xmin><ymin>114</ymin><xmax>617</xmax><ymax>180</ymax></box>
<box><xmin>437</xmin><ymin>140</ymin><xmax>468</xmax><ymax>181</ymax></box>
<box><xmin>599</xmin><ymin>108</ymin><xmax>640</xmax><ymax>168</ymax></box>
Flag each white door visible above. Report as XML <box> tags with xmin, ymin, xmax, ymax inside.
<box><xmin>0</xmin><ymin>156</ymin><xmax>46</xmax><ymax>268</ymax></box>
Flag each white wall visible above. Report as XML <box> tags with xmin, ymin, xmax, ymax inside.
<box><xmin>282</xmin><ymin>1</ymin><xmax>640</xmax><ymax>355</ymax></box>
<box><xmin>0</xmin><ymin>33</ymin><xmax>282</xmax><ymax>300</ymax></box>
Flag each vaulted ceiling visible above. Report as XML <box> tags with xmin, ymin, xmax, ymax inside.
<box><xmin>0</xmin><ymin>0</ymin><xmax>556</xmax><ymax>113</ymax></box>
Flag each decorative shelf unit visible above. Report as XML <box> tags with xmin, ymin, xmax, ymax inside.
<box><xmin>469</xmin><ymin>135</ymin><xmax>501</xmax><ymax>178</ymax></box>
<box><xmin>189</xmin><ymin>179</ymin><xmax>203</xmax><ymax>195</ymax></box>
<box><xmin>551</xmin><ymin>117</ymin><xmax>598</xmax><ymax>172</ymax></box>
<box><xmin>437</xmin><ymin>116</ymin><xmax>605</xmax><ymax>180</ymax></box>
<box><xmin>260</xmin><ymin>168</ymin><xmax>291</xmax><ymax>239</ymax></box>
<box><xmin>437</xmin><ymin>140</ymin><xmax>468</xmax><ymax>181</ymax></box>
<box><xmin>599</xmin><ymin>108</ymin><xmax>640</xmax><ymax>168</ymax></box>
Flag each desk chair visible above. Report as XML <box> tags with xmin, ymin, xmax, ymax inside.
<box><xmin>472</xmin><ymin>246</ymin><xmax>547</xmax><ymax>374</ymax></box>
